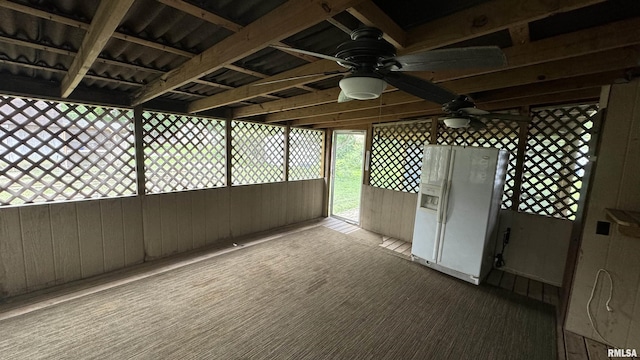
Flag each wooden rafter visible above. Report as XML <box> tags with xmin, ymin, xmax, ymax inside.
<box><xmin>132</xmin><ymin>0</ymin><xmax>363</xmax><ymax>105</ymax></box>
<box><xmin>237</xmin><ymin>16</ymin><xmax>640</xmax><ymax>121</ymax></box>
<box><xmin>509</xmin><ymin>23</ymin><xmax>531</xmax><ymax>46</ymax></box>
<box><xmin>187</xmin><ymin>60</ymin><xmax>344</xmax><ymax>112</ymax></box>
<box><xmin>402</xmin><ymin>0</ymin><xmax>606</xmax><ymax>54</ymax></box>
<box><xmin>60</xmin><ymin>0</ymin><xmax>136</xmax><ymax>97</ymax></box>
<box><xmin>298</xmin><ymin>70</ymin><xmax>623</xmax><ymax>127</ymax></box>
<box><xmin>311</xmin><ymin>88</ymin><xmax>601</xmax><ymax>129</ymax></box>
<box><xmin>346</xmin><ymin>1</ymin><xmax>406</xmax><ymax>48</ymax></box>
<box><xmin>265</xmin><ymin>46</ymin><xmax>640</xmax><ymax>123</ymax></box>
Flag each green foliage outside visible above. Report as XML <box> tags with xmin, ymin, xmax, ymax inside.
<box><xmin>332</xmin><ymin>133</ymin><xmax>364</xmax><ymax>216</ymax></box>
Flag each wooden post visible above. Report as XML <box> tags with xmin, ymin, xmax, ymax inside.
<box><xmin>225</xmin><ymin>118</ymin><xmax>232</xmax><ymax>187</ymax></box>
<box><xmin>511</xmin><ymin>106</ymin><xmax>530</xmax><ymax>210</ymax></box>
<box><xmin>322</xmin><ymin>129</ymin><xmax>333</xmax><ymax>217</ymax></box>
<box><xmin>284</xmin><ymin>122</ymin><xmax>290</xmax><ymax>182</ymax></box>
<box><xmin>133</xmin><ymin>105</ymin><xmax>145</xmax><ymax>196</ymax></box>
<box><xmin>430</xmin><ymin>117</ymin><xmax>439</xmax><ymax>144</ymax></box>
<box><xmin>363</xmin><ymin>123</ymin><xmax>373</xmax><ymax>186</ymax></box>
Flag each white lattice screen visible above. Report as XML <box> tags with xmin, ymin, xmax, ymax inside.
<box><xmin>437</xmin><ymin>113</ymin><xmax>521</xmax><ymax>209</ymax></box>
<box><xmin>369</xmin><ymin>120</ymin><xmax>431</xmax><ymax>193</ymax></box>
<box><xmin>142</xmin><ymin>111</ymin><xmax>226</xmax><ymax>194</ymax></box>
<box><xmin>519</xmin><ymin>104</ymin><xmax>597</xmax><ymax>220</ymax></box>
<box><xmin>288</xmin><ymin>127</ymin><xmax>324</xmax><ymax>181</ymax></box>
<box><xmin>231</xmin><ymin>121</ymin><xmax>285</xmax><ymax>185</ymax></box>
<box><xmin>0</xmin><ymin>95</ymin><xmax>136</xmax><ymax>205</ymax></box>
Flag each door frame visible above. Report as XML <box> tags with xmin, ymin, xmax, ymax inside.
<box><xmin>329</xmin><ymin>129</ymin><xmax>367</xmax><ymax>225</ymax></box>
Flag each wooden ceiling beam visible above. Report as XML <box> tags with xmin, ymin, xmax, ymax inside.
<box><xmin>346</xmin><ymin>1</ymin><xmax>406</xmax><ymax>48</ymax></box>
<box><xmin>509</xmin><ymin>23</ymin><xmax>530</xmax><ymax>46</ymax></box>
<box><xmin>0</xmin><ymin>0</ymin><xmax>196</xmax><ymax>58</ymax></box>
<box><xmin>297</xmin><ymin>71</ymin><xmax>624</xmax><ymax>126</ymax></box>
<box><xmin>267</xmin><ymin>46</ymin><xmax>640</xmax><ymax>122</ymax></box>
<box><xmin>233</xmin><ymin>87</ymin><xmax>400</xmax><ymax>119</ymax></box>
<box><xmin>402</xmin><ymin>0</ymin><xmax>605</xmax><ymax>54</ymax></box>
<box><xmin>133</xmin><ymin>0</ymin><xmax>363</xmax><ymax>105</ymax></box>
<box><xmin>61</xmin><ymin>0</ymin><xmax>135</xmax><ymax>98</ymax></box>
<box><xmin>311</xmin><ymin>87</ymin><xmax>601</xmax><ymax>129</ymax></box>
<box><xmin>155</xmin><ymin>0</ymin><xmax>242</xmax><ymax>32</ymax></box>
<box><xmin>235</xmin><ymin>15</ymin><xmax>640</xmax><ymax>119</ymax></box>
<box><xmin>428</xmin><ymin>16</ymin><xmax>640</xmax><ymax>83</ymax></box>
<box><xmin>472</xmin><ymin>70</ymin><xmax>632</xmax><ymax>103</ymax></box>
<box><xmin>187</xmin><ymin>60</ymin><xmax>343</xmax><ymax>112</ymax></box>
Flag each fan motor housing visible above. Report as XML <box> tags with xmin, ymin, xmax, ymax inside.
<box><xmin>336</xmin><ymin>27</ymin><xmax>396</xmax><ymax>70</ymax></box>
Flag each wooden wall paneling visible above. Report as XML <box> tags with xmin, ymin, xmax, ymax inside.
<box><xmin>566</xmin><ymin>83</ymin><xmax>634</xmax><ymax>340</ymax></box>
<box><xmin>142</xmin><ymin>195</ymin><xmax>163</xmax><ymax>259</ymax></box>
<box><xmin>273</xmin><ymin>182</ymin><xmax>289</xmax><ymax>228</ymax></box>
<box><xmin>629</xmin><ymin>281</ymin><xmax>640</xmax><ymax>347</ymax></box>
<box><xmin>19</xmin><ymin>206</ymin><xmax>56</xmax><ymax>291</ymax></box>
<box><xmin>600</xmin><ymin>82</ymin><xmax>640</xmax><ymax>346</ymax></box>
<box><xmin>565</xmin><ymin>81</ymin><xmax>638</xmax><ymax>344</ymax></box>
<box><xmin>601</xmin><ymin>234</ymin><xmax>640</xmax><ymax>345</ymax></box>
<box><xmin>370</xmin><ymin>187</ymin><xmax>384</xmax><ymax>233</ymax></box>
<box><xmin>0</xmin><ymin>208</ymin><xmax>27</xmax><ymax>297</ymax></box>
<box><xmin>217</xmin><ymin>187</ymin><xmax>231</xmax><ymax>240</ymax></box>
<box><xmin>388</xmin><ymin>190</ymin><xmax>404</xmax><ymax>238</ymax></box>
<box><xmin>286</xmin><ymin>181</ymin><xmax>303</xmax><ymax>225</ymax></box>
<box><xmin>260</xmin><ymin>183</ymin><xmax>276</xmax><ymax>231</ymax></box>
<box><xmin>623</xmin><ymin>90</ymin><xmax>640</xmax><ymax>346</ymax></box>
<box><xmin>175</xmin><ymin>191</ymin><xmax>193</xmax><ymax>253</ymax></box>
<box><xmin>312</xmin><ymin>178</ymin><xmax>324</xmax><ymax>219</ymax></box>
<box><xmin>205</xmin><ymin>188</ymin><xmax>220</xmax><ymax>243</ymax></box>
<box><xmin>250</xmin><ymin>184</ymin><xmax>263</xmax><ymax>233</ymax></box>
<box><xmin>302</xmin><ymin>180</ymin><xmax>314</xmax><ymax>221</ymax></box>
<box><xmin>360</xmin><ymin>185</ymin><xmax>373</xmax><ymax>230</ymax></box>
<box><xmin>230</xmin><ymin>186</ymin><xmax>249</xmax><ymax>237</ymax></box>
<box><xmin>584</xmin><ymin>338</ymin><xmax>609</xmax><ymax>360</ymax></box>
<box><xmin>76</xmin><ymin>201</ymin><xmax>105</xmax><ymax>278</ymax></box>
<box><xmin>100</xmin><ymin>198</ymin><xmax>125</xmax><ymax>272</ymax></box>
<box><xmin>159</xmin><ymin>193</ymin><xmax>178</xmax><ymax>256</ymax></box>
<box><xmin>121</xmin><ymin>196</ymin><xmax>144</xmax><ymax>266</ymax></box>
<box><xmin>190</xmin><ymin>190</ymin><xmax>207</xmax><ymax>249</ymax></box>
<box><xmin>400</xmin><ymin>192</ymin><xmax>418</xmax><ymax>242</ymax></box>
<box><xmin>49</xmin><ymin>202</ymin><xmax>81</xmax><ymax>284</ymax></box>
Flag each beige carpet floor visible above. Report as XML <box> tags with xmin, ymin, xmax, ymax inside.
<box><xmin>0</xmin><ymin>226</ymin><xmax>555</xmax><ymax>359</ymax></box>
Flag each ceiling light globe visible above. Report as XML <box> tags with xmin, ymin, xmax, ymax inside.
<box><xmin>339</xmin><ymin>76</ymin><xmax>387</xmax><ymax>100</ymax></box>
<box><xmin>443</xmin><ymin>117</ymin><xmax>471</xmax><ymax>128</ymax></box>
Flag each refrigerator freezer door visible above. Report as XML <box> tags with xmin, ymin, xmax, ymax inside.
<box><xmin>437</xmin><ymin>147</ymin><xmax>499</xmax><ymax>277</ymax></box>
<box><xmin>411</xmin><ymin>145</ymin><xmax>451</xmax><ymax>262</ymax></box>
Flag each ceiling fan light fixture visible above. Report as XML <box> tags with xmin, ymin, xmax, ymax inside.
<box><xmin>443</xmin><ymin>117</ymin><xmax>470</xmax><ymax>128</ymax></box>
<box><xmin>339</xmin><ymin>76</ymin><xmax>387</xmax><ymax>100</ymax></box>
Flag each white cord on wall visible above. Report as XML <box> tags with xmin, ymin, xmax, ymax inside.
<box><xmin>586</xmin><ymin>268</ymin><xmax>613</xmax><ymax>345</ymax></box>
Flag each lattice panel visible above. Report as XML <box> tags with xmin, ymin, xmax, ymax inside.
<box><xmin>369</xmin><ymin>121</ymin><xmax>431</xmax><ymax>193</ymax></box>
<box><xmin>289</xmin><ymin>127</ymin><xmax>324</xmax><ymax>181</ymax></box>
<box><xmin>519</xmin><ymin>104</ymin><xmax>597</xmax><ymax>220</ymax></box>
<box><xmin>0</xmin><ymin>95</ymin><xmax>136</xmax><ymax>206</ymax></box>
<box><xmin>142</xmin><ymin>112</ymin><xmax>226</xmax><ymax>194</ymax></box>
<box><xmin>231</xmin><ymin>121</ymin><xmax>285</xmax><ymax>185</ymax></box>
<box><xmin>437</xmin><ymin>113</ymin><xmax>521</xmax><ymax>209</ymax></box>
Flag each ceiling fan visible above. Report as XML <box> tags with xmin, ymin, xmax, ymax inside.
<box><xmin>270</xmin><ymin>27</ymin><xmax>527</xmax><ymax>129</ymax></box>
<box><xmin>441</xmin><ymin>95</ymin><xmax>530</xmax><ymax>130</ymax></box>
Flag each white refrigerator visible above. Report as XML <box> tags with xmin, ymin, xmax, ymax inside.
<box><xmin>411</xmin><ymin>145</ymin><xmax>509</xmax><ymax>285</ymax></box>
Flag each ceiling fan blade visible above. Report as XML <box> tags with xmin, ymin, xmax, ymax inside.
<box><xmin>468</xmin><ymin>117</ymin><xmax>486</xmax><ymax>131</ymax></box>
<box><xmin>271</xmin><ymin>45</ymin><xmax>357</xmax><ymax>67</ymax></box>
<box><xmin>337</xmin><ymin>90</ymin><xmax>354</xmax><ymax>103</ymax></box>
<box><xmin>382</xmin><ymin>72</ymin><xmax>458</xmax><ymax>105</ymax></box>
<box><xmin>388</xmin><ymin>46</ymin><xmax>507</xmax><ymax>72</ymax></box>
<box><xmin>253</xmin><ymin>70</ymin><xmax>346</xmax><ymax>86</ymax></box>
